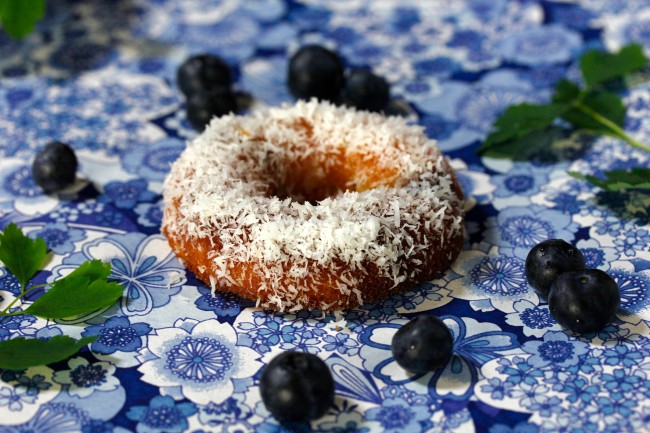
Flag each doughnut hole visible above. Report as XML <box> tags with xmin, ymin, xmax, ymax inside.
<box><xmin>257</xmin><ymin>118</ymin><xmax>404</xmax><ymax>203</ymax></box>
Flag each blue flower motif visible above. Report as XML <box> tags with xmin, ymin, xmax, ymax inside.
<box><xmin>0</xmin><ymin>386</ymin><xmax>36</xmax><ymax>412</ymax></box>
<box><xmin>526</xmin><ymin>392</ymin><xmax>563</xmax><ymax>417</ymax></box>
<box><xmin>126</xmin><ymin>395</ymin><xmax>197</xmax><ymax>433</ymax></box>
<box><xmin>610</xmin><ymin>269</ymin><xmax>650</xmax><ymax>317</ymax></box>
<box><xmin>558</xmin><ymin>376</ymin><xmax>599</xmax><ymax>405</ymax></box>
<box><xmin>597</xmin><ymin>368</ymin><xmax>643</xmax><ymax>394</ymax></box>
<box><xmin>484</xmin><ymin>205</ymin><xmax>578</xmax><ymax>259</ymax></box>
<box><xmin>52</xmin><ymin>357</ymin><xmax>120</xmax><ymax>398</ymax></box>
<box><xmin>82</xmin><ymin>316</ymin><xmax>152</xmax><ymax>354</ymax></box>
<box><xmin>492</xmin><ymin>165</ymin><xmax>549</xmax><ymax>199</ymax></box>
<box><xmin>100</xmin><ymin>179</ymin><xmax>157</xmax><ymax>209</ymax></box>
<box><xmin>51</xmin><ymin>233</ymin><xmax>186</xmax><ymax>318</ymax></box>
<box><xmin>237</xmin><ymin>312</ymin><xmax>299</xmax><ymax>354</ymax></box>
<box><xmin>522</xmin><ymin>332</ymin><xmax>589</xmax><ymax>369</ymax></box>
<box><xmin>480</xmin><ymin>377</ymin><xmax>514</xmax><ymax>400</ymax></box>
<box><xmin>576</xmin><ymin>238</ymin><xmax>619</xmax><ymax>271</ymax></box>
<box><xmin>15</xmin><ymin>374</ymin><xmax>51</xmax><ymax>397</ymax></box>
<box><xmin>29</xmin><ymin>222</ymin><xmax>85</xmax><ymax>255</ymax></box>
<box><xmin>497</xmin><ymin>25</ymin><xmax>582</xmax><ymax>66</ymax></box>
<box><xmin>138</xmin><ymin>319</ymin><xmax>262</xmax><ymax>404</ymax></box>
<box><xmin>195</xmin><ymin>286</ymin><xmax>253</xmax><ymax>318</ymax></box>
<box><xmin>366</xmin><ymin>397</ymin><xmax>430</xmax><ymax>433</ymax></box>
<box><xmin>596</xmin><ymin>393</ymin><xmax>638</xmax><ymax>418</ymax></box>
<box><xmin>237</xmin><ymin>311</ymin><xmax>326</xmax><ymax>354</ymax></box>
<box><xmin>505</xmin><ymin>299</ymin><xmax>560</xmax><ymax>337</ymax></box>
<box><xmin>122</xmin><ymin>138</ymin><xmax>185</xmax><ymax>182</ymax></box>
<box><xmin>322</xmin><ymin>333</ymin><xmax>360</xmax><ymax>356</ymax></box>
<box><xmin>448</xmin><ymin>248</ymin><xmax>538</xmax><ymax>313</ymax></box>
<box><xmin>602</xmin><ymin>344</ymin><xmax>644</xmax><ymax>368</ymax></box>
<box><xmin>613</xmin><ymin>228</ymin><xmax>650</xmax><ymax>257</ymax></box>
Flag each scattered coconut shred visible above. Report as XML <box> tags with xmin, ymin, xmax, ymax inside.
<box><xmin>162</xmin><ymin>99</ymin><xmax>464</xmax><ymax>313</ymax></box>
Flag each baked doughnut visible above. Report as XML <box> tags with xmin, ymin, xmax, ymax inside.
<box><xmin>162</xmin><ymin>99</ymin><xmax>464</xmax><ymax>312</ymax></box>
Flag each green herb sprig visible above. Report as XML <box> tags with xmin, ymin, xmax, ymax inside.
<box><xmin>0</xmin><ymin>223</ymin><xmax>123</xmax><ymax>370</ymax></box>
<box><xmin>0</xmin><ymin>0</ymin><xmax>45</xmax><ymax>39</ymax></box>
<box><xmin>477</xmin><ymin>43</ymin><xmax>650</xmax><ymax>192</ymax></box>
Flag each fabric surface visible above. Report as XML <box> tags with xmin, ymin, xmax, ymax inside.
<box><xmin>1</xmin><ymin>1</ymin><xmax>650</xmax><ymax>432</ymax></box>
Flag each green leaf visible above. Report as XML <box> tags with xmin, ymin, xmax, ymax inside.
<box><xmin>561</xmin><ymin>91</ymin><xmax>626</xmax><ymax>133</ymax></box>
<box><xmin>24</xmin><ymin>262</ymin><xmax>123</xmax><ymax>319</ymax></box>
<box><xmin>569</xmin><ymin>168</ymin><xmax>650</xmax><ymax>191</ymax></box>
<box><xmin>0</xmin><ymin>223</ymin><xmax>47</xmax><ymax>289</ymax></box>
<box><xmin>580</xmin><ymin>43</ymin><xmax>648</xmax><ymax>87</ymax></box>
<box><xmin>64</xmin><ymin>259</ymin><xmax>112</xmax><ymax>283</ymax></box>
<box><xmin>477</xmin><ymin>103</ymin><xmax>569</xmax><ymax>155</ymax></box>
<box><xmin>0</xmin><ymin>335</ymin><xmax>97</xmax><ymax>370</ymax></box>
<box><xmin>0</xmin><ymin>0</ymin><xmax>45</xmax><ymax>39</ymax></box>
<box><xmin>478</xmin><ymin>126</ymin><xmax>569</xmax><ymax>160</ymax></box>
<box><xmin>552</xmin><ymin>79</ymin><xmax>581</xmax><ymax>104</ymax></box>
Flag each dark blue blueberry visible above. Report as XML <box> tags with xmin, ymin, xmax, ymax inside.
<box><xmin>288</xmin><ymin>45</ymin><xmax>345</xmax><ymax>102</ymax></box>
<box><xmin>260</xmin><ymin>351</ymin><xmax>334</xmax><ymax>423</ymax></box>
<box><xmin>549</xmin><ymin>269</ymin><xmax>620</xmax><ymax>333</ymax></box>
<box><xmin>343</xmin><ymin>68</ymin><xmax>390</xmax><ymax>112</ymax></box>
<box><xmin>525</xmin><ymin>239</ymin><xmax>586</xmax><ymax>299</ymax></box>
<box><xmin>391</xmin><ymin>315</ymin><xmax>453</xmax><ymax>374</ymax></box>
<box><xmin>177</xmin><ymin>54</ymin><xmax>233</xmax><ymax>97</ymax></box>
<box><xmin>31</xmin><ymin>141</ymin><xmax>77</xmax><ymax>194</ymax></box>
<box><xmin>186</xmin><ymin>89</ymin><xmax>237</xmax><ymax>131</ymax></box>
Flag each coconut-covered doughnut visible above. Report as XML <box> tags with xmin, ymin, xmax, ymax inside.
<box><xmin>162</xmin><ymin>99</ymin><xmax>464</xmax><ymax>312</ymax></box>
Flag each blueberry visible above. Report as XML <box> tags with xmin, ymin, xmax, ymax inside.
<box><xmin>259</xmin><ymin>351</ymin><xmax>334</xmax><ymax>423</ymax></box>
<box><xmin>288</xmin><ymin>45</ymin><xmax>345</xmax><ymax>102</ymax></box>
<box><xmin>391</xmin><ymin>315</ymin><xmax>453</xmax><ymax>374</ymax></box>
<box><xmin>177</xmin><ymin>54</ymin><xmax>233</xmax><ymax>97</ymax></box>
<box><xmin>186</xmin><ymin>88</ymin><xmax>237</xmax><ymax>131</ymax></box>
<box><xmin>525</xmin><ymin>239</ymin><xmax>586</xmax><ymax>299</ymax></box>
<box><xmin>343</xmin><ymin>68</ymin><xmax>390</xmax><ymax>112</ymax></box>
<box><xmin>548</xmin><ymin>269</ymin><xmax>620</xmax><ymax>333</ymax></box>
<box><xmin>31</xmin><ymin>141</ymin><xmax>78</xmax><ymax>194</ymax></box>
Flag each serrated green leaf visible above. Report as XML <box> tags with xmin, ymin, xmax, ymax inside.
<box><xmin>580</xmin><ymin>44</ymin><xmax>648</xmax><ymax>87</ymax></box>
<box><xmin>0</xmin><ymin>0</ymin><xmax>45</xmax><ymax>39</ymax></box>
<box><xmin>569</xmin><ymin>168</ymin><xmax>650</xmax><ymax>191</ymax></box>
<box><xmin>0</xmin><ymin>223</ymin><xmax>47</xmax><ymax>288</ymax></box>
<box><xmin>477</xmin><ymin>103</ymin><xmax>568</xmax><ymax>155</ymax></box>
<box><xmin>0</xmin><ymin>335</ymin><xmax>97</xmax><ymax>370</ymax></box>
<box><xmin>24</xmin><ymin>265</ymin><xmax>123</xmax><ymax>319</ymax></box>
<box><xmin>561</xmin><ymin>91</ymin><xmax>626</xmax><ymax>133</ymax></box>
<box><xmin>63</xmin><ymin>259</ymin><xmax>112</xmax><ymax>283</ymax></box>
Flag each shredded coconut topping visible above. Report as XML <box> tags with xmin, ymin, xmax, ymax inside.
<box><xmin>162</xmin><ymin>99</ymin><xmax>464</xmax><ymax>311</ymax></box>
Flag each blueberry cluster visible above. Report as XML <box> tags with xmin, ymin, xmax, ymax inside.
<box><xmin>526</xmin><ymin>239</ymin><xmax>620</xmax><ymax>333</ymax></box>
<box><xmin>176</xmin><ymin>54</ymin><xmax>238</xmax><ymax>131</ymax></box>
<box><xmin>288</xmin><ymin>45</ymin><xmax>390</xmax><ymax>113</ymax></box>
<box><xmin>176</xmin><ymin>45</ymin><xmax>391</xmax><ymax>134</ymax></box>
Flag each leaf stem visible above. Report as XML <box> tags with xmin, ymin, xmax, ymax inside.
<box><xmin>0</xmin><ymin>284</ymin><xmax>48</xmax><ymax>316</ymax></box>
<box><xmin>574</xmin><ymin>101</ymin><xmax>650</xmax><ymax>152</ymax></box>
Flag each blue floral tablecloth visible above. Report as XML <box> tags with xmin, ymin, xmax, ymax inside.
<box><xmin>1</xmin><ymin>1</ymin><xmax>650</xmax><ymax>432</ymax></box>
